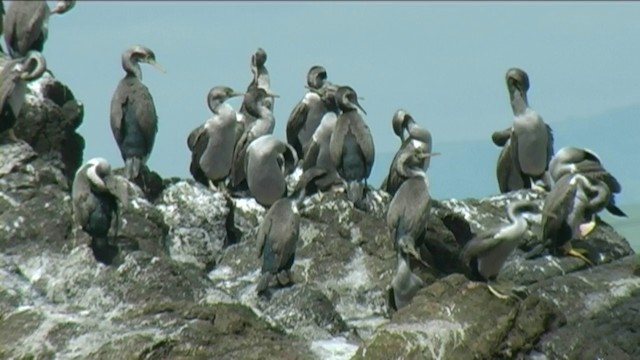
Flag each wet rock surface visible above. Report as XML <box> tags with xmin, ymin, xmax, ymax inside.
<box><xmin>0</xmin><ymin>125</ymin><xmax>637</xmax><ymax>358</ymax></box>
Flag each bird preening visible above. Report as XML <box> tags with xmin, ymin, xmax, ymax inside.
<box><xmin>0</xmin><ymin>2</ymin><xmax>628</xmax><ymax>314</ymax></box>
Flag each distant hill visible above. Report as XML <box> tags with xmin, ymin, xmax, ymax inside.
<box><xmin>369</xmin><ymin>103</ymin><xmax>640</xmax><ymax>204</ymax></box>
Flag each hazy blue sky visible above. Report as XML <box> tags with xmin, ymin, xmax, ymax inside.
<box><xmin>31</xmin><ymin>1</ymin><xmax>640</xmax><ymax>197</ymax></box>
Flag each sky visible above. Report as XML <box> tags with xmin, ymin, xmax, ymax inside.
<box><xmin>11</xmin><ymin>1</ymin><xmax>640</xmax><ymax>199</ymax></box>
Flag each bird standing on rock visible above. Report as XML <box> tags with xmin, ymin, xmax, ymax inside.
<box><xmin>329</xmin><ymin>85</ymin><xmax>375</xmax><ymax>211</ymax></box>
<box><xmin>110</xmin><ymin>45</ymin><xmax>165</xmax><ymax>182</ymax></box>
<box><xmin>0</xmin><ymin>51</ymin><xmax>47</xmax><ymax>143</ymax></box>
<box><xmin>286</xmin><ymin>65</ymin><xmax>333</xmax><ymax>160</ymax></box>
<box><xmin>386</xmin><ymin>145</ymin><xmax>439</xmax><ymax>266</ymax></box>
<box><xmin>461</xmin><ymin>199</ymin><xmax>539</xmax><ymax>299</ymax></box>
<box><xmin>188</xmin><ymin>86</ymin><xmax>245</xmax><ymax>191</ymax></box>
<box><xmin>255</xmin><ymin>167</ymin><xmax>325</xmax><ymax>296</ymax></box>
<box><xmin>71</xmin><ymin>157</ymin><xmax>128</xmax><ymax>264</ymax></box>
<box><xmin>3</xmin><ymin>0</ymin><xmax>76</xmax><ymax>58</ymax></box>
<box><xmin>549</xmin><ymin>146</ymin><xmax>626</xmax><ymax>236</ymax></box>
<box><xmin>230</xmin><ymin>86</ymin><xmax>280</xmax><ymax>192</ymax></box>
<box><xmin>532</xmin><ymin>173</ymin><xmax>611</xmax><ymax>266</ymax></box>
<box><xmin>494</xmin><ymin>68</ymin><xmax>554</xmax><ymax>193</ymax></box>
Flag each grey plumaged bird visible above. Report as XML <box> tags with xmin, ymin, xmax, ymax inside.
<box><xmin>300</xmin><ymin>85</ymin><xmax>342</xmax><ymax>194</ymax></box>
<box><xmin>255</xmin><ymin>167</ymin><xmax>325</xmax><ymax>295</ymax></box>
<box><xmin>301</xmin><ymin>111</ymin><xmax>340</xmax><ymax>194</ymax></box>
<box><xmin>461</xmin><ymin>199</ymin><xmax>539</xmax><ymax>299</ymax></box>
<box><xmin>239</xmin><ymin>47</ymin><xmax>273</xmax><ymax>118</ymax></box>
<box><xmin>110</xmin><ymin>45</ymin><xmax>165</xmax><ymax>181</ymax></box>
<box><xmin>3</xmin><ymin>0</ymin><xmax>75</xmax><ymax>58</ymax></box>
<box><xmin>230</xmin><ymin>86</ymin><xmax>280</xmax><ymax>190</ymax></box>
<box><xmin>72</xmin><ymin>157</ymin><xmax>127</xmax><ymax>264</ymax></box>
<box><xmin>387</xmin><ymin>235</ymin><xmax>425</xmax><ymax>311</ymax></box>
<box><xmin>286</xmin><ymin>65</ymin><xmax>332</xmax><ymax>159</ymax></box>
<box><xmin>548</xmin><ymin>146</ymin><xmax>626</xmax><ymax>236</ymax></box>
<box><xmin>188</xmin><ymin>86</ymin><xmax>245</xmax><ymax>190</ymax></box>
<box><xmin>329</xmin><ymin>85</ymin><xmax>375</xmax><ymax>210</ymax></box>
<box><xmin>245</xmin><ymin>134</ymin><xmax>298</xmax><ymax>207</ymax></box>
<box><xmin>537</xmin><ymin>173</ymin><xmax>611</xmax><ymax>265</ymax></box>
<box><xmin>0</xmin><ymin>51</ymin><xmax>47</xmax><ymax>142</ymax></box>
<box><xmin>503</xmin><ymin>68</ymin><xmax>554</xmax><ymax>192</ymax></box>
<box><xmin>382</xmin><ymin>109</ymin><xmax>434</xmax><ymax>196</ymax></box>
<box><xmin>386</xmin><ymin>146</ymin><xmax>438</xmax><ymax>265</ymax></box>
<box><xmin>492</xmin><ymin>68</ymin><xmax>553</xmax><ymax>193</ymax></box>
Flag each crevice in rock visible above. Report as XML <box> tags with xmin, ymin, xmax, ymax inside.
<box><xmin>90</xmin><ymin>237</ymin><xmax>119</xmax><ymax>265</ymax></box>
<box><xmin>440</xmin><ymin>212</ymin><xmax>474</xmax><ymax>247</ymax></box>
<box><xmin>224</xmin><ymin>194</ymin><xmax>242</xmax><ymax>248</ymax></box>
<box><xmin>134</xmin><ymin>167</ymin><xmax>165</xmax><ymax>203</ymax></box>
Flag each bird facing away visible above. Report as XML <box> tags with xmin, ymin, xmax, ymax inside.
<box><xmin>548</xmin><ymin>146</ymin><xmax>626</xmax><ymax>236</ymax></box>
<box><xmin>329</xmin><ymin>85</ymin><xmax>375</xmax><ymax>211</ymax></box>
<box><xmin>286</xmin><ymin>65</ymin><xmax>332</xmax><ymax>160</ymax></box>
<box><xmin>110</xmin><ymin>45</ymin><xmax>165</xmax><ymax>181</ymax></box>
<box><xmin>255</xmin><ymin>167</ymin><xmax>326</xmax><ymax>295</ymax></box>
<box><xmin>0</xmin><ymin>51</ymin><xmax>47</xmax><ymax>142</ymax></box>
<box><xmin>72</xmin><ymin>157</ymin><xmax>127</xmax><ymax>264</ymax></box>
<box><xmin>3</xmin><ymin>0</ymin><xmax>75</xmax><ymax>58</ymax></box>
<box><xmin>461</xmin><ymin>199</ymin><xmax>539</xmax><ymax>299</ymax></box>
<box><xmin>230</xmin><ymin>86</ymin><xmax>280</xmax><ymax>190</ymax></box>
<box><xmin>504</xmin><ymin>68</ymin><xmax>554</xmax><ymax>192</ymax></box>
<box><xmin>387</xmin><ymin>235</ymin><xmax>425</xmax><ymax>311</ymax></box>
<box><xmin>382</xmin><ymin>109</ymin><xmax>434</xmax><ymax>196</ymax></box>
<box><xmin>538</xmin><ymin>173</ymin><xmax>611</xmax><ymax>266</ymax></box>
<box><xmin>188</xmin><ymin>86</ymin><xmax>245</xmax><ymax>191</ymax></box>
<box><xmin>245</xmin><ymin>134</ymin><xmax>298</xmax><ymax>207</ymax></box>
<box><xmin>386</xmin><ymin>145</ymin><xmax>439</xmax><ymax>266</ymax></box>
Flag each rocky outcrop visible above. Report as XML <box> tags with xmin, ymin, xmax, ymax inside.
<box><xmin>0</xmin><ymin>117</ymin><xmax>637</xmax><ymax>358</ymax></box>
<box><xmin>0</xmin><ymin>55</ymin><xmax>85</xmax><ymax>185</ymax></box>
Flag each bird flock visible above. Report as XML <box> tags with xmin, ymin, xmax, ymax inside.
<box><xmin>0</xmin><ymin>1</ymin><xmax>627</xmax><ymax>310</ymax></box>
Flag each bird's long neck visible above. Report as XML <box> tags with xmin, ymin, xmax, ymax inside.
<box><xmin>575</xmin><ymin>176</ymin><xmax>608</xmax><ymax>208</ymax></box>
<box><xmin>123</xmin><ymin>58</ymin><xmax>142</xmax><ymax>80</ymax></box>
<box><xmin>399</xmin><ymin>161</ymin><xmax>426</xmax><ymax>179</ymax></box>
<box><xmin>506</xmin><ymin>205</ymin><xmax>528</xmax><ymax>235</ymax></box>
<box><xmin>510</xmin><ymin>88</ymin><xmax>528</xmax><ymax>115</ymax></box>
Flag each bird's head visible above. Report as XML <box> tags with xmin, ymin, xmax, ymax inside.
<box><xmin>335</xmin><ymin>85</ymin><xmax>366</xmax><ymax>115</ymax></box>
<box><xmin>505</xmin><ymin>67</ymin><xmax>530</xmax><ymax>96</ymax></box>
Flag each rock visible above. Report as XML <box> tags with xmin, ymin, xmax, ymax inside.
<box><xmin>0</xmin><ymin>55</ymin><xmax>85</xmax><ymax>185</ymax></box>
<box><xmin>0</xmin><ymin>139</ymin><xmax>637</xmax><ymax>359</ymax></box>
<box><xmin>155</xmin><ymin>180</ymin><xmax>231</xmax><ymax>270</ymax></box>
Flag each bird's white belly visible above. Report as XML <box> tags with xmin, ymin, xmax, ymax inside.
<box><xmin>515</xmin><ymin>117</ymin><xmax>548</xmax><ymax>176</ymax></box>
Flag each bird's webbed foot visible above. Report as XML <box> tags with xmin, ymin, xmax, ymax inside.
<box><xmin>530</xmin><ymin>181</ymin><xmax>549</xmax><ymax>193</ymax></box>
<box><xmin>564</xmin><ymin>246</ymin><xmax>594</xmax><ymax>266</ymax></box>
<box><xmin>486</xmin><ymin>280</ymin><xmax>527</xmax><ymax>301</ymax></box>
<box><xmin>276</xmin><ymin>270</ymin><xmax>294</xmax><ymax>287</ymax></box>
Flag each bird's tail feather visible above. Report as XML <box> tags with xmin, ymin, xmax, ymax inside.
<box><xmin>606</xmin><ymin>203</ymin><xmax>627</xmax><ymax>217</ymax></box>
<box><xmin>125</xmin><ymin>157</ymin><xmax>142</xmax><ymax>180</ymax></box>
<box><xmin>256</xmin><ymin>273</ymin><xmax>273</xmax><ymax>295</ymax></box>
